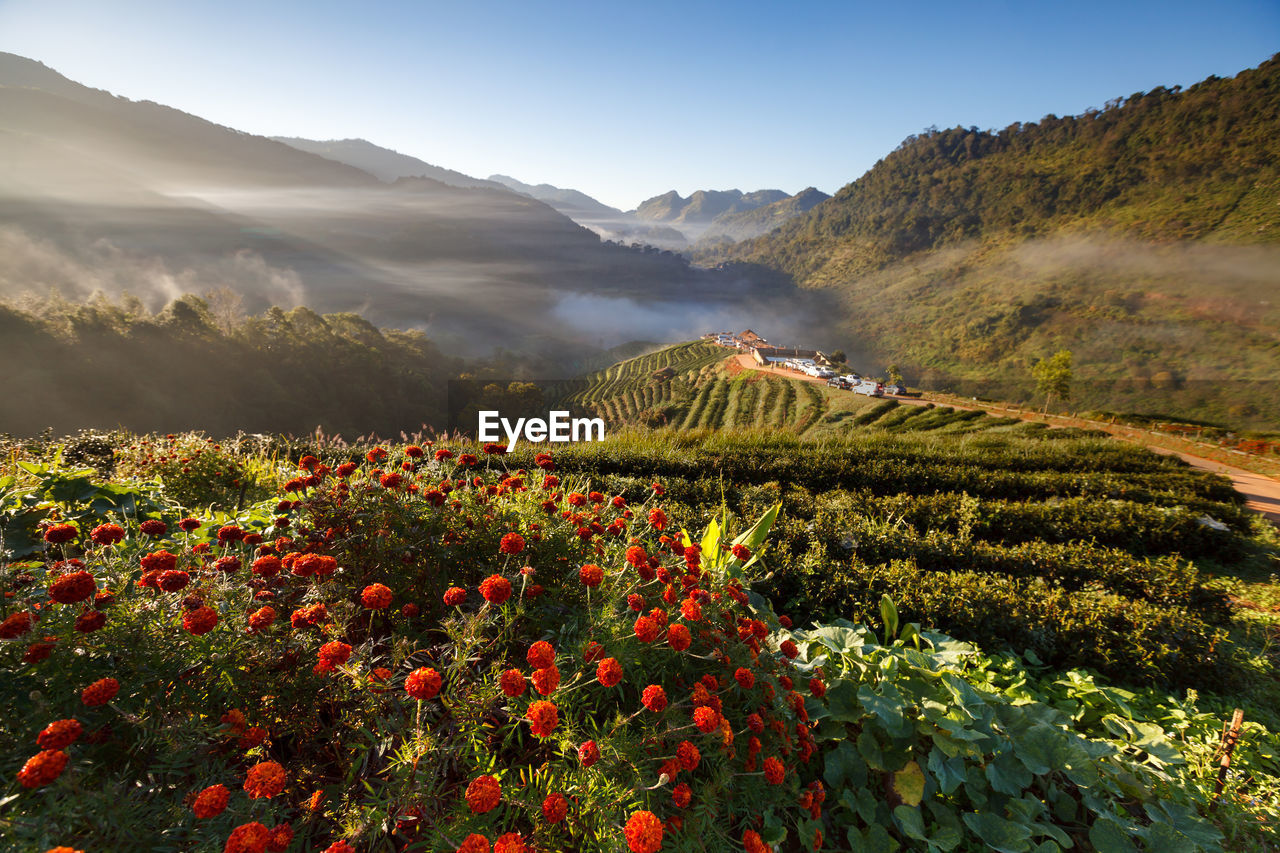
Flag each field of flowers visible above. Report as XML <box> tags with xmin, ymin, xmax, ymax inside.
<box><xmin>1</xmin><ymin>431</ymin><xmax>1277</xmax><ymax>852</ymax></box>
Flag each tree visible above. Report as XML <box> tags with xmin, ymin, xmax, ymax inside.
<box><xmin>1031</xmin><ymin>349</ymin><xmax>1072</xmax><ymax>412</ymax></box>
<box><xmin>886</xmin><ymin>364</ymin><xmax>904</xmax><ymax>386</ymax></box>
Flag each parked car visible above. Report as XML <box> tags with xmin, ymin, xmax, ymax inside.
<box><xmin>884</xmin><ymin>383</ymin><xmax>906</xmax><ymax>396</ymax></box>
<box><xmin>842</xmin><ymin>373</ymin><xmax>861</xmax><ymax>384</ymax></box>
<box><xmin>854</xmin><ymin>381</ymin><xmax>884</xmax><ymax>397</ymax></box>
<box><xmin>814</xmin><ymin>368</ymin><xmax>836</xmax><ymax>379</ymax></box>
<box><xmin>827</xmin><ymin>377</ymin><xmax>852</xmax><ymax>389</ymax></box>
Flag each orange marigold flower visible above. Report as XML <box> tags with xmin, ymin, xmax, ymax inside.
<box><xmin>1</xmin><ymin>611</ymin><xmax>33</xmax><ymax>639</ymax></box>
<box><xmin>499</xmin><ymin>668</ymin><xmax>526</xmax><ymax>697</ymax></box>
<box><xmin>17</xmin><ymin>749</ymin><xmax>68</xmax><ymax>788</ymax></box>
<box><xmin>366</xmin><ymin>447</ymin><xmax>388</xmax><ymax>463</ymax></box>
<box><xmin>251</xmin><ymin>556</ymin><xmax>281</xmax><ymax>577</ymax></box>
<box><xmin>291</xmin><ymin>603</ymin><xmax>327</xmax><ymax>629</ymax></box>
<box><xmin>315</xmin><ymin>641</ymin><xmax>351</xmax><ymax>674</ymax></box>
<box><xmin>499</xmin><ymin>532</ymin><xmax>525</xmax><ymax>555</ymax></box>
<box><xmin>693</xmin><ymin>706</ymin><xmax>720</xmax><ymax>733</ymax></box>
<box><xmin>808</xmin><ymin>677</ymin><xmax>826</xmax><ymax>698</ymax></box>
<box><xmin>578</xmin><ymin>563</ymin><xmax>603</xmax><ymax>587</ymax></box>
<box><xmin>306</xmin><ymin>790</ymin><xmax>325</xmax><ymax>812</ymax></box>
<box><xmin>479</xmin><ymin>574</ymin><xmax>512</xmax><ymax>605</ymax></box>
<box><xmin>626</xmin><ymin>545</ymin><xmax>647</xmax><ymax>568</ymax></box>
<box><xmin>525</xmin><ymin>700</ymin><xmax>558</xmax><ymax>738</ymax></box>
<box><xmin>494</xmin><ymin>832</ymin><xmax>525</xmax><ymax>853</ymax></box>
<box><xmin>641</xmin><ymin>684</ymin><xmax>667</xmax><ymax>712</ymax></box>
<box><xmin>596</xmin><ymin>657</ymin><xmax>623</xmax><ymax>687</ymax></box>
<box><xmin>676</xmin><ymin>740</ymin><xmax>701</xmax><ymax>771</ymax></box>
<box><xmin>44</xmin><ymin>523</ymin><xmax>78</xmax><ymax>544</ymax></box>
<box><xmin>158</xmin><ymin>569</ymin><xmax>191</xmax><ymax>592</ymax></box>
<box><xmin>679</xmin><ymin>598</ymin><xmax>702</xmax><ymax>621</ymax></box>
<box><xmin>405</xmin><ymin>667</ymin><xmax>442</xmax><ymax>700</ymax></box>
<box><xmin>443</xmin><ymin>586</ymin><xmax>467</xmax><ymax>606</ymax></box>
<box><xmin>633</xmin><ymin>615</ymin><xmax>659</xmax><ymax>643</ymax></box>
<box><xmin>672</xmin><ymin>782</ymin><xmax>692</xmax><ymax>808</ymax></box>
<box><xmin>578</xmin><ymin>740</ymin><xmax>600</xmax><ymax>768</ymax></box>
<box><xmin>763</xmin><ymin>756</ymin><xmax>785</xmax><ymax>785</ymax></box>
<box><xmin>731</xmin><ymin>544</ymin><xmax>751</xmax><ymax>560</ymax></box>
<box><xmin>667</xmin><ymin>624</ymin><xmax>691</xmax><ymax>651</ymax></box>
<box><xmin>141</xmin><ymin>550</ymin><xmax>179</xmax><ymax>575</ymax></box>
<box><xmin>743</xmin><ymin>829</ymin><xmax>771</xmax><ymax>853</ymax></box>
<box><xmin>183</xmin><ymin>605</ymin><xmax>219</xmax><ymax>636</ymax></box>
<box><xmin>49</xmin><ymin>571</ymin><xmax>96</xmax><ymax>604</ymax></box>
<box><xmin>81</xmin><ymin>677</ymin><xmax>119</xmax><ymax>706</ymax></box>
<box><xmin>647</xmin><ymin>508</ymin><xmax>667</xmax><ymax>531</ymax></box>
<box><xmin>779</xmin><ymin>639</ymin><xmax>799</xmax><ymax>660</ymax></box>
<box><xmin>465</xmin><ymin>774</ymin><xmax>501</xmax><ymax>814</ymax></box>
<box><xmin>526</xmin><ymin>640</ymin><xmax>555</xmax><ymax>669</ymax></box>
<box><xmin>266</xmin><ymin>824</ymin><xmax>293</xmax><ymax>852</ymax></box>
<box><xmin>734</xmin><ymin>667</ymin><xmax>755</xmax><ymax>689</ymax></box>
<box><xmin>322</xmin><ymin>841</ymin><xmax>354</xmax><ymax>853</ymax></box>
<box><xmin>224</xmin><ymin>821</ymin><xmax>271</xmax><ymax>853</ymax></box>
<box><xmin>244</xmin><ymin>760</ymin><xmax>286</xmax><ymax>799</ymax></box>
<box><xmin>457</xmin><ymin>834</ymin><xmax>489</xmax><ymax>853</ymax></box>
<box><xmin>37</xmin><ymin>719</ymin><xmax>82</xmax><ymax>751</ymax></box>
<box><xmin>542</xmin><ymin>792</ymin><xmax>568</xmax><ymax>823</ymax></box>
<box><xmin>90</xmin><ymin>523</ymin><xmax>125</xmax><ymax>546</ymax></box>
<box><xmin>582</xmin><ymin>641</ymin><xmax>604</xmax><ymax>662</ymax></box>
<box><xmin>74</xmin><ymin>610</ymin><xmax>106</xmax><ymax>633</ymax></box>
<box><xmin>360</xmin><ymin>583</ymin><xmax>393</xmax><ymax>609</ymax></box>
<box><xmin>248</xmin><ymin>605</ymin><xmax>277</xmax><ymax>631</ymax></box>
<box><xmin>531</xmin><ymin>665</ymin><xmax>560</xmax><ymax>696</ymax></box>
<box><xmin>623</xmin><ymin>810</ymin><xmax>664</xmax><ymax>853</ymax></box>
<box><xmin>193</xmin><ymin>783</ymin><xmax>230</xmax><ymax>818</ymax></box>
<box><xmin>44</xmin><ymin>847</ymin><xmax>84</xmax><ymax>853</ymax></box>
<box><xmin>747</xmin><ymin>713</ymin><xmax>765</xmax><ymax>733</ymax></box>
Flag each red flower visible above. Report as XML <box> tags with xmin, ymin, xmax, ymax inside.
<box><xmin>735</xmin><ymin>668</ymin><xmax>755</xmax><ymax>689</ymax></box>
<box><xmin>633</xmin><ymin>615</ymin><xmax>659</xmax><ymax>643</ymax></box>
<box><xmin>402</xmin><ymin>602</ymin><xmax>419</xmax><ymax>618</ymax></box>
<box><xmin>81</xmin><ymin>677</ymin><xmax>119</xmax><ymax>706</ymax></box>
<box><xmin>542</xmin><ymin>792</ymin><xmax>568</xmax><ymax>823</ymax></box>
<box><xmin>291</xmin><ymin>603</ymin><xmax>327</xmax><ymax>629</ymax></box>
<box><xmin>90</xmin><ymin>523</ymin><xmax>125</xmax><ymax>546</ymax></box>
<box><xmin>141</xmin><ymin>549</ymin><xmax>179</xmax><ymax>574</ymax></box>
<box><xmin>43</xmin><ymin>523</ymin><xmax>78</xmax><ymax>544</ymax></box>
<box><xmin>457</xmin><ymin>835</ymin><xmax>489</xmax><ymax>853</ymax></box>
<box><xmin>578</xmin><ymin>563</ymin><xmax>604</xmax><ymax>587</ymax></box>
<box><xmin>380</xmin><ymin>472</ymin><xmax>403</xmax><ymax>489</ymax></box>
<box><xmin>779</xmin><ymin>639</ymin><xmax>799</xmax><ymax>659</ymax></box>
<box><xmin>623</xmin><ymin>810</ymin><xmax>664</xmax><ymax>853</ymax></box>
<box><xmin>676</xmin><ymin>740</ymin><xmax>701</xmax><ymax>771</ymax></box>
<box><xmin>141</xmin><ymin>519</ymin><xmax>170</xmax><ymax>535</ymax></box>
<box><xmin>17</xmin><ymin>749</ymin><xmax>68</xmax><ymax>788</ymax></box>
<box><xmin>479</xmin><ymin>575</ymin><xmax>512</xmax><ymax>605</ymax></box>
<box><xmin>808</xmin><ymin>677</ymin><xmax>826</xmax><ymax>698</ymax></box>
<box><xmin>731</xmin><ymin>544</ymin><xmax>752</xmax><ymax>561</ymax></box>
<box><xmin>183</xmin><ymin>606</ymin><xmax>219</xmax><ymax>636</ymax></box>
<box><xmin>434</xmin><ymin>448</ymin><xmax>454</xmax><ymax>461</ymax></box>
<box><xmin>494</xmin><ymin>832</ymin><xmax>525</xmax><ymax>853</ymax></box>
<box><xmin>216</xmin><ymin>525</ymin><xmax>245</xmax><ymax>543</ymax></box>
<box><xmin>499</xmin><ymin>668</ymin><xmax>526</xmax><ymax>697</ymax></box>
<box><xmin>596</xmin><ymin>657</ymin><xmax>623</xmax><ymax>687</ymax></box>
<box><xmin>743</xmin><ymin>829</ymin><xmax>771</xmax><ymax>853</ymax></box>
<box><xmin>251</xmin><ymin>556</ymin><xmax>281</xmax><ymax>577</ymax></box>
<box><xmin>193</xmin><ymin>783</ymin><xmax>230</xmax><ymax>818</ymax></box>
<box><xmin>679</xmin><ymin>598</ymin><xmax>702</xmax><ymax>621</ymax></box>
<box><xmin>747</xmin><ymin>713</ymin><xmax>764</xmax><ymax>733</ymax></box>
<box><xmin>0</xmin><ymin>611</ymin><xmax>33</xmax><ymax>639</ymax></box>
<box><xmin>763</xmin><ymin>756</ymin><xmax>785</xmax><ymax>785</ymax></box>
<box><xmin>248</xmin><ymin>606</ymin><xmax>277</xmax><ymax>631</ymax></box>
<box><xmin>465</xmin><ymin>774</ymin><xmax>501</xmax><ymax>813</ymax></box>
<box><xmin>361</xmin><ymin>583</ymin><xmax>393</xmax><ymax>609</ymax></box>
<box><xmin>37</xmin><ymin>719</ymin><xmax>82</xmax><ymax>751</ymax></box>
<box><xmin>627</xmin><ymin>593</ymin><xmax>646</xmax><ymax>611</ymax></box>
<box><xmin>641</xmin><ymin>684</ymin><xmax>667</xmax><ymax>713</ymax></box>
<box><xmin>74</xmin><ymin>611</ymin><xmax>106</xmax><ymax>633</ymax></box>
<box><xmin>244</xmin><ymin>760</ymin><xmax>287</xmax><ymax>798</ymax></box>
<box><xmin>443</xmin><ymin>586</ymin><xmax>467</xmax><ymax>606</ymax></box>
<box><xmin>49</xmin><ymin>571</ymin><xmax>96</xmax><ymax>604</ymax></box>
<box><xmin>531</xmin><ymin>665</ymin><xmax>560</xmax><ymax>695</ymax></box>
<box><xmin>405</xmin><ymin>667</ymin><xmax>442</xmax><ymax>700</ymax></box>
<box><xmin>525</xmin><ymin>700</ymin><xmax>558</xmax><ymax>738</ymax></box>
<box><xmin>667</xmin><ymin>624</ymin><xmax>691</xmax><ymax>651</ymax></box>
<box><xmin>672</xmin><ymin>782</ymin><xmax>692</xmax><ymax>808</ymax></box>
<box><xmin>526</xmin><ymin>640</ymin><xmax>555</xmax><ymax>669</ymax></box>
<box><xmin>647</xmin><ymin>508</ymin><xmax>667</xmax><ymax>531</ymax></box>
<box><xmin>158</xmin><ymin>570</ymin><xmax>191</xmax><ymax>593</ymax></box>
<box><xmin>224</xmin><ymin>821</ymin><xmax>271</xmax><ymax>853</ymax></box>
<box><xmin>499</xmin><ymin>532</ymin><xmax>525</xmax><ymax>555</ymax></box>
<box><xmin>693</xmin><ymin>706</ymin><xmax>720</xmax><ymax>733</ymax></box>
<box><xmin>316</xmin><ymin>641</ymin><xmax>352</xmax><ymax>673</ymax></box>
<box><xmin>266</xmin><ymin>824</ymin><xmax>293</xmax><ymax>852</ymax></box>
<box><xmin>578</xmin><ymin>740</ymin><xmax>600</xmax><ymax>768</ymax></box>
<box><xmin>366</xmin><ymin>447</ymin><xmax>388</xmax><ymax>463</ymax></box>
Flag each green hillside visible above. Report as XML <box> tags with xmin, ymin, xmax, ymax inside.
<box><xmin>704</xmin><ymin>56</ymin><xmax>1280</xmax><ymax>428</ymax></box>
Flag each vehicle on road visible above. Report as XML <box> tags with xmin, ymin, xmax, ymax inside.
<box><xmin>884</xmin><ymin>383</ymin><xmax>907</xmax><ymax>396</ymax></box>
<box><xmin>854</xmin><ymin>380</ymin><xmax>884</xmax><ymax>397</ymax></box>
<box><xmin>827</xmin><ymin>377</ymin><xmax>852</xmax><ymax>389</ymax></box>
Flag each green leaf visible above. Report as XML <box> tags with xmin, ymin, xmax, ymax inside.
<box><xmin>986</xmin><ymin>753</ymin><xmax>1033</xmax><ymax>796</ymax></box>
<box><xmin>880</xmin><ymin>593</ymin><xmax>899</xmax><ymax>644</ymax></box>
<box><xmin>894</xmin><ymin>804</ymin><xmax>928</xmax><ymax>840</ymax></box>
<box><xmin>858</xmin><ymin>684</ymin><xmax>904</xmax><ymax>729</ymax></box>
<box><xmin>961</xmin><ymin>812</ymin><xmax>1033</xmax><ymax>853</ymax></box>
<box><xmin>892</xmin><ymin>760</ymin><xmax>926</xmax><ymax>807</ymax></box>
<box><xmin>1087</xmin><ymin>818</ymin><xmax>1140</xmax><ymax>853</ymax></box>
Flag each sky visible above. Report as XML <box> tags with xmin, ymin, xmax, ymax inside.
<box><xmin>0</xmin><ymin>0</ymin><xmax>1276</xmax><ymax>210</ymax></box>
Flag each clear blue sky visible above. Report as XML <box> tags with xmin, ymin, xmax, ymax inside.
<box><xmin>1</xmin><ymin>0</ymin><xmax>1276</xmax><ymax>210</ymax></box>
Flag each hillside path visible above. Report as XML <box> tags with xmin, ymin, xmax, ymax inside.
<box><xmin>732</xmin><ymin>353</ymin><xmax>1280</xmax><ymax>524</ymax></box>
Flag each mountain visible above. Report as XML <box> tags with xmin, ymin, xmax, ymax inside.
<box><xmin>0</xmin><ymin>53</ymin><xmax>827</xmax><ymax>362</ymax></box>
<box><xmin>273</xmin><ymin>137</ymin><xmax>504</xmax><ymax>189</ymax></box>
<box><xmin>487</xmin><ymin>174</ymin><xmax>622</xmax><ymax>218</ymax></box>
<box><xmin>705</xmin><ymin>55</ymin><xmax>1280</xmax><ymax>428</ymax></box>
<box><xmin>696</xmin><ymin>187</ymin><xmax>831</xmax><ymax>246</ymax></box>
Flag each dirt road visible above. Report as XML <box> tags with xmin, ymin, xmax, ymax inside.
<box><xmin>733</xmin><ymin>353</ymin><xmax>1280</xmax><ymax>524</ymax></box>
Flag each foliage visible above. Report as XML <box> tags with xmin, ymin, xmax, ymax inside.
<box><xmin>1032</xmin><ymin>349</ymin><xmax>1074</xmax><ymax>411</ymax></box>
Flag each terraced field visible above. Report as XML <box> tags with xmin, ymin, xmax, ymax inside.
<box><xmin>564</xmin><ymin>341</ymin><xmax>1107</xmax><ymax>439</ymax></box>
